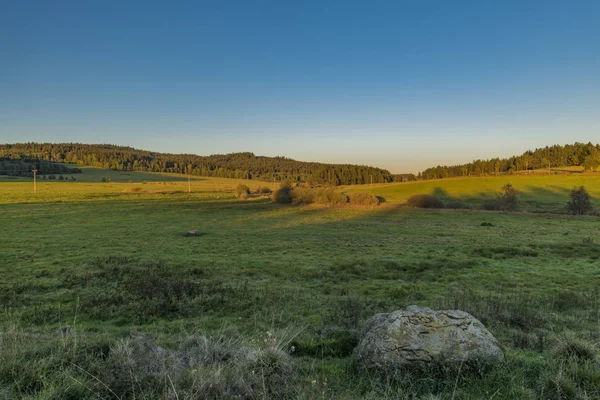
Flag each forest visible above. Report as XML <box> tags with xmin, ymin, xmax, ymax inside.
<box><xmin>0</xmin><ymin>157</ymin><xmax>82</xmax><ymax>177</ymax></box>
<box><xmin>0</xmin><ymin>142</ymin><xmax>598</xmax><ymax>184</ymax></box>
<box><xmin>420</xmin><ymin>142</ymin><xmax>600</xmax><ymax>180</ymax></box>
<box><xmin>0</xmin><ymin>143</ymin><xmax>392</xmax><ymax>185</ymax></box>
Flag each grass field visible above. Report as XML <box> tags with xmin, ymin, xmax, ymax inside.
<box><xmin>0</xmin><ymin>164</ymin><xmax>208</xmax><ymax>183</ymax></box>
<box><xmin>1</xmin><ymin>171</ymin><xmax>599</xmax><ymax>399</ymax></box>
<box><xmin>0</xmin><ymin>176</ymin><xmax>272</xmax><ymax>204</ymax></box>
<box><xmin>341</xmin><ymin>174</ymin><xmax>600</xmax><ymax>212</ymax></box>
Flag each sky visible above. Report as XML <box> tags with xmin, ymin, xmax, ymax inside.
<box><xmin>1</xmin><ymin>1</ymin><xmax>599</xmax><ymax>173</ymax></box>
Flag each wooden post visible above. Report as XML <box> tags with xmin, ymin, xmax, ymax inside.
<box><xmin>188</xmin><ymin>175</ymin><xmax>191</xmax><ymax>193</ymax></box>
<box><xmin>32</xmin><ymin>169</ymin><xmax>37</xmax><ymax>193</ymax></box>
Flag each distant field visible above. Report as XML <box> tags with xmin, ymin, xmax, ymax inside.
<box><xmin>3</xmin><ymin>167</ymin><xmax>600</xmax><ymax>211</ymax></box>
<box><xmin>341</xmin><ymin>173</ymin><xmax>600</xmax><ymax>211</ymax></box>
<box><xmin>0</xmin><ymin>175</ymin><xmax>272</xmax><ymax>204</ymax></box>
<box><xmin>71</xmin><ymin>165</ymin><xmax>202</xmax><ymax>182</ymax></box>
<box><xmin>0</xmin><ymin>164</ymin><xmax>223</xmax><ymax>183</ymax></box>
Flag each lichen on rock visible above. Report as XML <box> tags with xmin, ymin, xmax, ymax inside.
<box><xmin>354</xmin><ymin>305</ymin><xmax>504</xmax><ymax>371</ymax></box>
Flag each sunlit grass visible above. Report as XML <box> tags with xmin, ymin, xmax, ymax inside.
<box><xmin>0</xmin><ymin>176</ymin><xmax>272</xmax><ymax>204</ymax></box>
<box><xmin>340</xmin><ymin>173</ymin><xmax>600</xmax><ymax>211</ymax></box>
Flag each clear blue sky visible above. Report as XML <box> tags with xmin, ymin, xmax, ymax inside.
<box><xmin>1</xmin><ymin>1</ymin><xmax>599</xmax><ymax>173</ymax></box>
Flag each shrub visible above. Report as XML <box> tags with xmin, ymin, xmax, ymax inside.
<box><xmin>315</xmin><ymin>188</ymin><xmax>347</xmax><ymax>205</ymax></box>
<box><xmin>567</xmin><ymin>186</ymin><xmax>593</xmax><ymax>215</ymax></box>
<box><xmin>483</xmin><ymin>200</ymin><xmax>499</xmax><ymax>210</ymax></box>
<box><xmin>444</xmin><ymin>200</ymin><xmax>470</xmax><ymax>209</ymax></box>
<box><xmin>58</xmin><ymin>175</ymin><xmax>64</xmax><ymax>181</ymax></box>
<box><xmin>290</xmin><ymin>187</ymin><xmax>317</xmax><ymax>204</ymax></box>
<box><xmin>289</xmin><ymin>188</ymin><xmax>348</xmax><ymax>205</ymax></box>
<box><xmin>256</xmin><ymin>186</ymin><xmax>272</xmax><ymax>195</ymax></box>
<box><xmin>235</xmin><ymin>184</ymin><xmax>251</xmax><ymax>199</ymax></box>
<box><xmin>273</xmin><ymin>186</ymin><xmax>293</xmax><ymax>204</ymax></box>
<box><xmin>497</xmin><ymin>184</ymin><xmax>518</xmax><ymax>211</ymax></box>
<box><xmin>347</xmin><ymin>192</ymin><xmax>380</xmax><ymax>206</ymax></box>
<box><xmin>407</xmin><ymin>194</ymin><xmax>444</xmax><ymax>209</ymax></box>
<box><xmin>483</xmin><ymin>184</ymin><xmax>519</xmax><ymax>211</ymax></box>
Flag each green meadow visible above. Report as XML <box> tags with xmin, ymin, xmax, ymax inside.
<box><xmin>1</xmin><ymin>171</ymin><xmax>599</xmax><ymax>399</ymax></box>
<box><xmin>341</xmin><ymin>173</ymin><xmax>600</xmax><ymax>212</ymax></box>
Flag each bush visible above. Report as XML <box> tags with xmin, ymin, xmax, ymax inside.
<box><xmin>288</xmin><ymin>188</ymin><xmax>348</xmax><ymax>205</ymax></box>
<box><xmin>483</xmin><ymin>184</ymin><xmax>519</xmax><ymax>211</ymax></box>
<box><xmin>273</xmin><ymin>186</ymin><xmax>293</xmax><ymax>204</ymax></box>
<box><xmin>235</xmin><ymin>184</ymin><xmax>251</xmax><ymax>199</ymax></box>
<box><xmin>567</xmin><ymin>186</ymin><xmax>593</xmax><ymax>215</ymax></box>
<box><xmin>347</xmin><ymin>192</ymin><xmax>381</xmax><ymax>206</ymax></box>
<box><xmin>497</xmin><ymin>184</ymin><xmax>518</xmax><ymax>211</ymax></box>
<box><xmin>407</xmin><ymin>194</ymin><xmax>444</xmax><ymax>209</ymax></box>
<box><xmin>444</xmin><ymin>200</ymin><xmax>470</xmax><ymax>209</ymax></box>
<box><xmin>290</xmin><ymin>187</ymin><xmax>317</xmax><ymax>204</ymax></box>
<box><xmin>276</xmin><ymin>187</ymin><xmax>369</xmax><ymax>206</ymax></box>
<box><xmin>314</xmin><ymin>188</ymin><xmax>347</xmax><ymax>205</ymax></box>
<box><xmin>483</xmin><ymin>200</ymin><xmax>499</xmax><ymax>210</ymax></box>
<box><xmin>256</xmin><ymin>186</ymin><xmax>272</xmax><ymax>195</ymax></box>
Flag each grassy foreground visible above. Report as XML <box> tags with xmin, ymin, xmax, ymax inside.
<box><xmin>1</xmin><ymin>174</ymin><xmax>599</xmax><ymax>399</ymax></box>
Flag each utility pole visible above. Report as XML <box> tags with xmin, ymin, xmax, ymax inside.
<box><xmin>32</xmin><ymin>169</ymin><xmax>37</xmax><ymax>193</ymax></box>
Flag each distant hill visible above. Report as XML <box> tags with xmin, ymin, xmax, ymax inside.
<box><xmin>2</xmin><ymin>142</ymin><xmax>598</xmax><ymax>184</ymax></box>
<box><xmin>419</xmin><ymin>142</ymin><xmax>600</xmax><ymax>180</ymax></box>
<box><xmin>0</xmin><ymin>143</ymin><xmax>393</xmax><ymax>185</ymax></box>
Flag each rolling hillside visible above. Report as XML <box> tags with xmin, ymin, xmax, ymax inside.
<box><xmin>341</xmin><ymin>174</ymin><xmax>600</xmax><ymax>212</ymax></box>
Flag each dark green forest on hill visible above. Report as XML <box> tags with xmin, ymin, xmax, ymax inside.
<box><xmin>1</xmin><ymin>142</ymin><xmax>598</xmax><ymax>184</ymax></box>
<box><xmin>0</xmin><ymin>143</ymin><xmax>392</xmax><ymax>185</ymax></box>
<box><xmin>0</xmin><ymin>157</ymin><xmax>82</xmax><ymax>177</ymax></box>
<box><xmin>420</xmin><ymin>142</ymin><xmax>600</xmax><ymax>180</ymax></box>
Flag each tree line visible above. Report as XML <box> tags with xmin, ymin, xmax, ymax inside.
<box><xmin>1</xmin><ymin>142</ymin><xmax>597</xmax><ymax>183</ymax></box>
<box><xmin>0</xmin><ymin>157</ymin><xmax>82</xmax><ymax>177</ymax></box>
<box><xmin>0</xmin><ymin>143</ymin><xmax>392</xmax><ymax>185</ymax></box>
<box><xmin>419</xmin><ymin>142</ymin><xmax>600</xmax><ymax>180</ymax></box>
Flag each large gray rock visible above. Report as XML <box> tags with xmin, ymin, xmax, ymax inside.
<box><xmin>354</xmin><ymin>305</ymin><xmax>504</xmax><ymax>370</ymax></box>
